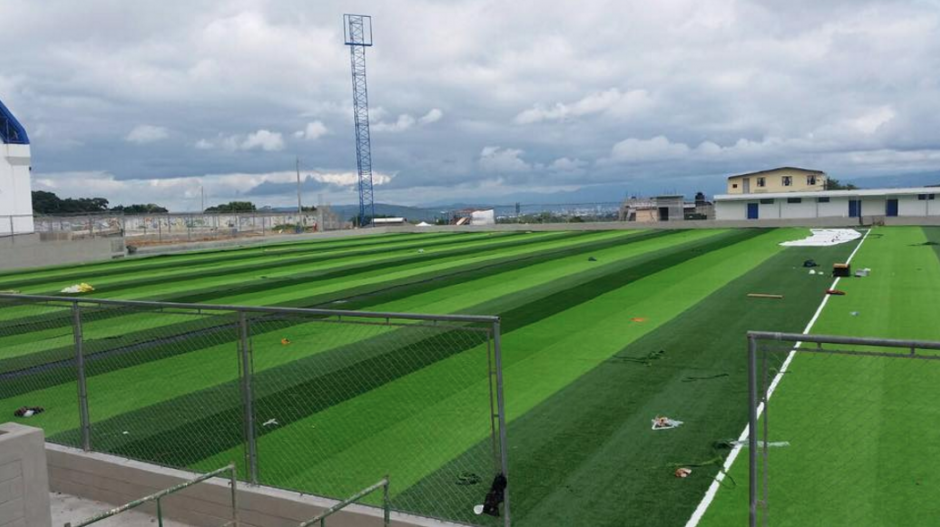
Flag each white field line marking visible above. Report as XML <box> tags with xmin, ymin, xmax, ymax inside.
<box><xmin>684</xmin><ymin>228</ymin><xmax>872</xmax><ymax>527</ymax></box>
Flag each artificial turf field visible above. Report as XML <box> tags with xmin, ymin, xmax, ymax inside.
<box><xmin>2</xmin><ymin>226</ymin><xmax>938</xmax><ymax>526</ymax></box>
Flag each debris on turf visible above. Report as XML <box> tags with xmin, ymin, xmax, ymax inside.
<box><xmin>652</xmin><ymin>416</ymin><xmax>683</xmax><ymax>430</ymax></box>
<box><xmin>611</xmin><ymin>349</ymin><xmax>664</xmax><ymax>366</ymax></box>
<box><xmin>833</xmin><ymin>263</ymin><xmax>851</xmax><ymax>277</ymax></box>
<box><xmin>803</xmin><ymin>259</ymin><xmax>819</xmax><ymax>268</ymax></box>
<box><xmin>480</xmin><ymin>474</ymin><xmax>507</xmax><ymax>517</ymax></box>
<box><xmin>456</xmin><ymin>472</ymin><xmax>482</xmax><ymax>486</ymax></box>
<box><xmin>675</xmin><ymin>467</ymin><xmax>692</xmax><ymax>478</ymax></box>
<box><xmin>826</xmin><ymin>289</ymin><xmax>846</xmax><ymax>296</ymax></box>
<box><xmin>60</xmin><ymin>283</ymin><xmax>94</xmax><ymax>294</ymax></box>
<box><xmin>263</xmin><ymin>418</ymin><xmax>279</xmax><ymax>427</ymax></box>
<box><xmin>630</xmin><ymin>317</ymin><xmax>648</xmax><ymax>322</ymax></box>
<box><xmin>851</xmin><ymin>311</ymin><xmax>860</xmax><ymax>316</ymax></box>
<box><xmin>13</xmin><ymin>406</ymin><xmax>44</xmax><ymax>418</ymax></box>
<box><xmin>747</xmin><ymin>293</ymin><xmax>783</xmax><ymax>299</ymax></box>
<box><xmin>855</xmin><ymin>268</ymin><xmax>871</xmax><ymax>277</ymax></box>
<box><xmin>280</xmin><ymin>338</ymin><xmax>292</xmax><ymax>346</ymax></box>
<box><xmin>418</xmin><ymin>249</ymin><xmax>425</xmax><ymax>253</ymax></box>
<box><xmin>809</xmin><ymin>269</ymin><xmax>816</xmax><ymax>275</ymax></box>
<box><xmin>588</xmin><ymin>256</ymin><xmax>597</xmax><ymax>261</ymax></box>
<box><xmin>729</xmin><ymin>440</ymin><xmax>791</xmax><ymax>448</ymax></box>
<box><xmin>682</xmin><ymin>373</ymin><xmax>729</xmax><ymax>382</ymax></box>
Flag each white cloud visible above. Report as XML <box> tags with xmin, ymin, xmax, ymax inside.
<box><xmin>850</xmin><ymin>106</ymin><xmax>896</xmax><ymax>135</ymax></box>
<box><xmin>241</xmin><ymin>129</ymin><xmax>284</xmax><ymax>151</ymax></box>
<box><xmin>294</xmin><ymin>120</ymin><xmax>329</xmax><ymax>140</ymax></box>
<box><xmin>373</xmin><ymin>108</ymin><xmax>444</xmax><ymax>132</ymax></box>
<box><xmin>514</xmin><ymin>88</ymin><xmax>653</xmax><ymax>124</ymax></box>
<box><xmin>373</xmin><ymin>114</ymin><xmax>417</xmax><ymax>133</ymax></box>
<box><xmin>125</xmin><ymin>125</ymin><xmax>169</xmax><ymax>144</ymax></box>
<box><xmin>418</xmin><ymin>108</ymin><xmax>443</xmax><ymax>125</ymax></box>
<box><xmin>195</xmin><ymin>130</ymin><xmax>285</xmax><ymax>152</ymax></box>
<box><xmin>549</xmin><ymin>157</ymin><xmax>587</xmax><ymax>173</ymax></box>
<box><xmin>479</xmin><ymin>146</ymin><xmax>531</xmax><ymax>173</ymax></box>
<box><xmin>609</xmin><ymin>136</ymin><xmax>691</xmax><ymax>162</ymax></box>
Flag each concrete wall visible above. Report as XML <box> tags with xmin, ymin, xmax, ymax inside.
<box><xmin>897</xmin><ymin>195</ymin><xmax>940</xmax><ymax>216</ymax></box>
<box><xmin>46</xmin><ymin>444</ymin><xmax>459</xmax><ymax>527</ymax></box>
<box><xmin>0</xmin><ymin>144</ymin><xmax>34</xmax><ymax>235</ymax></box>
<box><xmin>0</xmin><ymin>424</ymin><xmax>52</xmax><ymax>527</ymax></box>
<box><xmin>0</xmin><ymin>235</ymin><xmax>125</xmax><ymax>272</ymax></box>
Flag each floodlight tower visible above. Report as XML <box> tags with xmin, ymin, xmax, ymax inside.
<box><xmin>344</xmin><ymin>14</ymin><xmax>375</xmax><ymax>227</ymax></box>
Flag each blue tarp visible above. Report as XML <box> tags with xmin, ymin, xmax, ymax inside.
<box><xmin>0</xmin><ymin>98</ymin><xmax>29</xmax><ymax>145</ymax></box>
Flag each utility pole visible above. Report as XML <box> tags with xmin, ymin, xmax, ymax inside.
<box><xmin>296</xmin><ymin>157</ymin><xmax>303</xmax><ymax>214</ymax></box>
<box><xmin>200</xmin><ymin>185</ymin><xmax>205</xmax><ymax>212</ymax></box>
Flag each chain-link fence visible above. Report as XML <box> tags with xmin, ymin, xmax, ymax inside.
<box><xmin>747</xmin><ymin>331</ymin><xmax>940</xmax><ymax>527</ymax></box>
<box><xmin>0</xmin><ymin>293</ymin><xmax>509</xmax><ymax>526</ymax></box>
<box><xmin>25</xmin><ymin>210</ymin><xmax>348</xmax><ymax>245</ymax></box>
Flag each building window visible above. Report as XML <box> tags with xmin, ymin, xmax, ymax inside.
<box><xmin>787</xmin><ymin>197</ymin><xmax>802</xmax><ymax>204</ymax></box>
<box><xmin>783</xmin><ymin>176</ymin><xmax>792</xmax><ymax>186</ymax></box>
<box><xmin>807</xmin><ymin>175</ymin><xmax>817</xmax><ymax>185</ymax></box>
<box><xmin>760</xmin><ymin>198</ymin><xmax>774</xmax><ymax>205</ymax></box>
<box><xmin>917</xmin><ymin>194</ymin><xmax>935</xmax><ymax>200</ymax></box>
<box><xmin>818</xmin><ymin>197</ymin><xmax>830</xmax><ymax>203</ymax></box>
<box><xmin>757</xmin><ymin>177</ymin><xmax>766</xmax><ymax>187</ymax></box>
<box><xmin>732</xmin><ymin>183</ymin><xmax>738</xmax><ymax>189</ymax></box>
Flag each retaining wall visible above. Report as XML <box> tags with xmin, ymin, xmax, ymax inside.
<box><xmin>46</xmin><ymin>444</ymin><xmax>461</xmax><ymax>527</ymax></box>
<box><xmin>0</xmin><ymin>236</ymin><xmax>124</xmax><ymax>272</ymax></box>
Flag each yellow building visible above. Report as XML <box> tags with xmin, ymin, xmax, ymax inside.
<box><xmin>726</xmin><ymin>167</ymin><xmax>827</xmax><ymax>194</ymax></box>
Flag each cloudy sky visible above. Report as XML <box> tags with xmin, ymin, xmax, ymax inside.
<box><xmin>2</xmin><ymin>0</ymin><xmax>940</xmax><ymax>211</ymax></box>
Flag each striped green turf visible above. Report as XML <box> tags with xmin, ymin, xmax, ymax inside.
<box><xmin>5</xmin><ymin>227</ymin><xmax>900</xmax><ymax>526</ymax></box>
<box><xmin>698</xmin><ymin>227</ymin><xmax>940</xmax><ymax>527</ymax></box>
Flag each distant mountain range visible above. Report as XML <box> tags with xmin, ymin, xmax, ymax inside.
<box><xmin>268</xmin><ymin>171</ymin><xmax>940</xmax><ymax>219</ymax></box>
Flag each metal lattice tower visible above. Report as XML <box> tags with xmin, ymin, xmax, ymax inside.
<box><xmin>344</xmin><ymin>14</ymin><xmax>375</xmax><ymax>227</ymax></box>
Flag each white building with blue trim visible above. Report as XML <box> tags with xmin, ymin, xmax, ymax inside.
<box><xmin>0</xmin><ymin>98</ymin><xmax>32</xmax><ymax>236</ymax></box>
<box><xmin>715</xmin><ymin>187</ymin><xmax>939</xmax><ymax>221</ymax></box>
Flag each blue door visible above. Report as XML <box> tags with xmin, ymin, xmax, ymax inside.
<box><xmin>849</xmin><ymin>200</ymin><xmax>862</xmax><ymax>218</ymax></box>
<box><xmin>886</xmin><ymin>199</ymin><xmax>899</xmax><ymax>217</ymax></box>
<box><xmin>747</xmin><ymin>203</ymin><xmax>759</xmax><ymax>220</ymax></box>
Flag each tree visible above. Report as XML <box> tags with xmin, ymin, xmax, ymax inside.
<box><xmin>825</xmin><ymin>177</ymin><xmax>857</xmax><ymax>190</ymax></box>
<box><xmin>31</xmin><ymin>191</ymin><xmax>109</xmax><ymax>214</ymax></box>
<box><xmin>31</xmin><ymin>190</ymin><xmax>63</xmax><ymax>214</ymax></box>
<box><xmin>205</xmin><ymin>201</ymin><xmax>257</xmax><ymax>213</ymax></box>
<box><xmin>112</xmin><ymin>204</ymin><xmax>168</xmax><ymax>214</ymax></box>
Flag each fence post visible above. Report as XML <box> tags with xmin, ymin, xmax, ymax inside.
<box><xmin>238</xmin><ymin>311</ymin><xmax>259</xmax><ymax>484</ymax></box>
<box><xmin>72</xmin><ymin>302</ymin><xmax>92</xmax><ymax>451</ymax></box>
<box><xmin>748</xmin><ymin>333</ymin><xmax>758</xmax><ymax>527</ymax></box>
<box><xmin>492</xmin><ymin>319</ymin><xmax>511</xmax><ymax>527</ymax></box>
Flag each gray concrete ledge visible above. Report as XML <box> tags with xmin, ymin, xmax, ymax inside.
<box><xmin>0</xmin><ymin>236</ymin><xmax>124</xmax><ymax>272</ymax></box>
<box><xmin>46</xmin><ymin>444</ymin><xmax>465</xmax><ymax>527</ymax></box>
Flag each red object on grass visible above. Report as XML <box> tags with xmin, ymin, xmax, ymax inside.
<box><xmin>826</xmin><ymin>289</ymin><xmax>846</xmax><ymax>296</ymax></box>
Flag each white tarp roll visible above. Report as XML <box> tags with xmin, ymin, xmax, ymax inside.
<box><xmin>780</xmin><ymin>228</ymin><xmax>862</xmax><ymax>247</ymax></box>
<box><xmin>470</xmin><ymin>209</ymin><xmax>496</xmax><ymax>226</ymax></box>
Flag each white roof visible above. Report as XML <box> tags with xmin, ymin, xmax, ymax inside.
<box><xmin>715</xmin><ymin>187</ymin><xmax>938</xmax><ymax>201</ymax></box>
